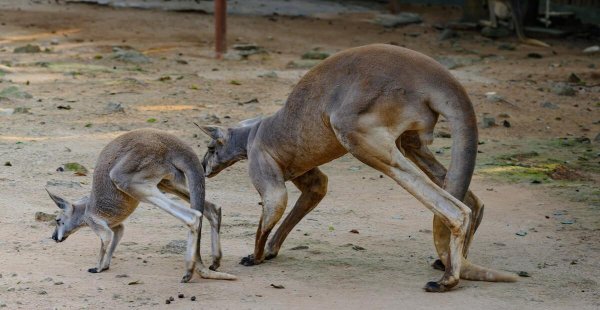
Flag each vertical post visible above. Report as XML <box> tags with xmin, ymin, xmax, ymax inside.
<box><xmin>215</xmin><ymin>0</ymin><xmax>227</xmax><ymax>59</ymax></box>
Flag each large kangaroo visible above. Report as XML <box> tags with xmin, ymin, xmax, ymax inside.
<box><xmin>200</xmin><ymin>44</ymin><xmax>517</xmax><ymax>292</ymax></box>
<box><xmin>47</xmin><ymin>129</ymin><xmax>236</xmax><ymax>282</ymax></box>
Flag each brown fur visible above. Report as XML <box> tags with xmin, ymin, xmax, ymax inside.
<box><xmin>200</xmin><ymin>44</ymin><xmax>517</xmax><ymax>292</ymax></box>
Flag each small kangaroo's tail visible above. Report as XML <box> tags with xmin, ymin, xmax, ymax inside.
<box><xmin>197</xmin><ymin>265</ymin><xmax>237</xmax><ymax>280</ymax></box>
<box><xmin>461</xmin><ymin>258</ymin><xmax>518</xmax><ymax>282</ymax></box>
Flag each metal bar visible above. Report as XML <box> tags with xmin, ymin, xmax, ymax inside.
<box><xmin>215</xmin><ymin>0</ymin><xmax>227</xmax><ymax>59</ymax></box>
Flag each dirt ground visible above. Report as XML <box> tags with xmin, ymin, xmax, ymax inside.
<box><xmin>0</xmin><ymin>1</ymin><xmax>599</xmax><ymax>309</ymax></box>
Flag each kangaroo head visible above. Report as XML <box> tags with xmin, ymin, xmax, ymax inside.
<box><xmin>46</xmin><ymin>189</ymin><xmax>88</xmax><ymax>242</ymax></box>
<box><xmin>199</xmin><ymin>123</ymin><xmax>251</xmax><ymax>177</ymax></box>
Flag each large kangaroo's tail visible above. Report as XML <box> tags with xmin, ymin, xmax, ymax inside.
<box><xmin>431</xmin><ymin>85</ymin><xmax>517</xmax><ymax>282</ymax></box>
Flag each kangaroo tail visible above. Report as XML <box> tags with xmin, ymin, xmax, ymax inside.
<box><xmin>197</xmin><ymin>265</ymin><xmax>237</xmax><ymax>280</ymax></box>
<box><xmin>435</xmin><ymin>88</ymin><xmax>478</xmax><ymax>201</ymax></box>
<box><xmin>174</xmin><ymin>153</ymin><xmax>206</xmax><ymax>214</ymax></box>
<box><xmin>461</xmin><ymin>257</ymin><xmax>518</xmax><ymax>282</ymax></box>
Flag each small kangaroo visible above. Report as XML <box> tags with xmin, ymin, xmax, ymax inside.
<box><xmin>483</xmin><ymin>0</ymin><xmax>549</xmax><ymax>47</ymax></box>
<box><xmin>47</xmin><ymin>129</ymin><xmax>236</xmax><ymax>282</ymax></box>
<box><xmin>199</xmin><ymin>44</ymin><xmax>517</xmax><ymax>292</ymax></box>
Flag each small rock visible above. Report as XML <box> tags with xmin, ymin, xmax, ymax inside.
<box><xmin>290</xmin><ymin>245</ymin><xmax>309</xmax><ymax>250</ymax></box>
<box><xmin>352</xmin><ymin>245</ymin><xmax>366</xmax><ymax>251</ymax></box>
<box><xmin>165</xmin><ymin>299</ymin><xmax>171</xmax><ymax>305</ymax></box>
<box><xmin>527</xmin><ymin>53</ymin><xmax>543</xmax><ymax>59</ymax></box>
<box><xmin>35</xmin><ymin>211</ymin><xmax>56</xmax><ymax>222</ymax></box>
<box><xmin>567</xmin><ymin>73</ymin><xmax>581</xmax><ymax>84</ymax></box>
<box><xmin>57</xmin><ymin>105</ymin><xmax>72</xmax><ymax>110</ymax></box>
<box><xmin>54</xmin><ymin>281</ymin><xmax>64</xmax><ymax>285</ymax></box>
<box><xmin>258</xmin><ymin>71</ymin><xmax>278</xmax><ymax>79</ymax></box>
<box><xmin>502</xmin><ymin>120</ymin><xmax>511</xmax><ymax>128</ymax></box>
<box><xmin>481</xmin><ymin>26</ymin><xmax>510</xmax><ymax>38</ymax></box>
<box><xmin>516</xmin><ymin>230</ymin><xmax>528</xmax><ymax>236</ymax></box>
<box><xmin>302</xmin><ymin>50</ymin><xmax>330</xmax><ymax>60</ymax></box>
<box><xmin>561</xmin><ymin>219</ymin><xmax>575</xmax><ymax>225</ymax></box>
<box><xmin>14</xmin><ymin>44</ymin><xmax>42</xmax><ymax>53</ymax></box>
<box><xmin>270</xmin><ymin>284</ymin><xmax>285</xmax><ymax>289</ymax></box>
<box><xmin>190</xmin><ymin>296</ymin><xmax>196</xmax><ymax>301</ymax></box>
<box><xmin>540</xmin><ymin>101</ymin><xmax>558</xmax><ymax>109</ymax></box>
<box><xmin>115</xmin><ymin>274</ymin><xmax>129</xmax><ymax>278</ymax></box>
<box><xmin>178</xmin><ymin>294</ymin><xmax>184</xmax><ymax>298</ymax></box>
<box><xmin>286</xmin><ymin>59</ymin><xmax>321</xmax><ymax>69</ymax></box>
<box><xmin>518</xmin><ymin>271</ymin><xmax>531</xmax><ymax>277</ymax></box>
<box><xmin>106</xmin><ymin>102</ymin><xmax>125</xmax><ymax>113</ymax></box>
<box><xmin>169</xmin><ymin>296</ymin><xmax>174</xmax><ymax>301</ymax></box>
<box><xmin>112</xmin><ymin>47</ymin><xmax>150</xmax><ymax>64</ymax></box>
<box><xmin>485</xmin><ymin>91</ymin><xmax>504</xmax><ymax>102</ymax></box>
<box><xmin>582</xmin><ymin>45</ymin><xmax>599</xmax><ymax>54</ymax></box>
<box><xmin>482</xmin><ymin>116</ymin><xmax>496</xmax><ymax>128</ymax></box>
<box><xmin>203</xmin><ymin>114</ymin><xmax>221</xmax><ymax>124</ymax></box>
<box><xmin>373</xmin><ymin>13</ymin><xmax>422</xmax><ymax>27</ymax></box>
<box><xmin>38</xmin><ymin>290</ymin><xmax>47</xmax><ymax>295</ymax></box>
<box><xmin>4</xmin><ymin>162</ymin><xmax>11</xmax><ymax>166</ymax></box>
<box><xmin>349</xmin><ymin>229</ymin><xmax>359</xmax><ymax>234</ymax></box>
<box><xmin>552</xmin><ymin>83</ymin><xmax>576</xmax><ymax>96</ymax></box>
<box><xmin>0</xmin><ymin>301</ymin><xmax>6</xmax><ymax>308</ymax></box>
<box><xmin>231</xmin><ymin>43</ymin><xmax>265</xmax><ymax>58</ymax></box>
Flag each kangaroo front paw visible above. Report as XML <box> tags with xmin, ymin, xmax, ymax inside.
<box><xmin>239</xmin><ymin>254</ymin><xmax>259</xmax><ymax>266</ymax></box>
<box><xmin>181</xmin><ymin>271</ymin><xmax>194</xmax><ymax>283</ymax></box>
<box><xmin>88</xmin><ymin>266</ymin><xmax>108</xmax><ymax>273</ymax></box>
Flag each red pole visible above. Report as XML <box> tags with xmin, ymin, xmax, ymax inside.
<box><xmin>215</xmin><ymin>0</ymin><xmax>227</xmax><ymax>59</ymax></box>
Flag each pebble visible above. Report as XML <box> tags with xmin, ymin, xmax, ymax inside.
<box><xmin>485</xmin><ymin>91</ymin><xmax>503</xmax><ymax>102</ymax></box>
<box><xmin>482</xmin><ymin>116</ymin><xmax>496</xmax><ymax>128</ymax></box>
<box><xmin>552</xmin><ymin>83</ymin><xmax>576</xmax><ymax>96</ymax></box>
<box><xmin>191</xmin><ymin>296</ymin><xmax>196</xmax><ymax>301</ymax></box>
<box><xmin>178</xmin><ymin>294</ymin><xmax>184</xmax><ymax>298</ymax></box>
<box><xmin>582</xmin><ymin>45</ymin><xmax>599</xmax><ymax>54</ymax></box>
<box><xmin>13</xmin><ymin>44</ymin><xmax>41</xmax><ymax>53</ymax></box>
<box><xmin>502</xmin><ymin>120</ymin><xmax>511</xmax><ymax>128</ymax></box>
<box><xmin>540</xmin><ymin>101</ymin><xmax>558</xmax><ymax>109</ymax></box>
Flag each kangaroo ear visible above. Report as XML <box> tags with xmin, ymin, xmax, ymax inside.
<box><xmin>197</xmin><ymin>125</ymin><xmax>226</xmax><ymax>143</ymax></box>
<box><xmin>45</xmin><ymin>188</ymin><xmax>71</xmax><ymax>210</ymax></box>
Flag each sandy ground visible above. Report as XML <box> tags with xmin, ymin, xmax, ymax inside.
<box><xmin>0</xmin><ymin>1</ymin><xmax>599</xmax><ymax>309</ymax></box>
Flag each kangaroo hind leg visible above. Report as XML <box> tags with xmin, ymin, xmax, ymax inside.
<box><xmin>333</xmin><ymin>124</ymin><xmax>471</xmax><ymax>292</ymax></box>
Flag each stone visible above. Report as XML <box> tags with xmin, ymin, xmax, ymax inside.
<box><xmin>373</xmin><ymin>13</ymin><xmax>422</xmax><ymax>28</ymax></box>
<box><xmin>485</xmin><ymin>91</ymin><xmax>503</xmax><ymax>102</ymax></box>
<box><xmin>258</xmin><ymin>71</ymin><xmax>278</xmax><ymax>79</ymax></box>
<box><xmin>286</xmin><ymin>59</ymin><xmax>321</xmax><ymax>69</ymax></box>
<box><xmin>106</xmin><ymin>102</ymin><xmax>125</xmax><ymax>113</ymax></box>
<box><xmin>112</xmin><ymin>47</ymin><xmax>150</xmax><ymax>64</ymax></box>
<box><xmin>541</xmin><ymin>101</ymin><xmax>558</xmax><ymax>109</ymax></box>
<box><xmin>567</xmin><ymin>73</ymin><xmax>581</xmax><ymax>84</ymax></box>
<box><xmin>14</xmin><ymin>44</ymin><xmax>41</xmax><ymax>53</ymax></box>
<box><xmin>552</xmin><ymin>83</ymin><xmax>576</xmax><ymax>96</ymax></box>
<box><xmin>0</xmin><ymin>108</ymin><xmax>14</xmax><ymax>116</ymax></box>
<box><xmin>301</xmin><ymin>50</ymin><xmax>330</xmax><ymax>60</ymax></box>
<box><xmin>482</xmin><ymin>116</ymin><xmax>496</xmax><ymax>128</ymax></box>
<box><xmin>583</xmin><ymin>45</ymin><xmax>599</xmax><ymax>54</ymax></box>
